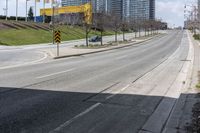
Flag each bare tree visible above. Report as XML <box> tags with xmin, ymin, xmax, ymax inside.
<box><xmin>93</xmin><ymin>12</ymin><xmax>108</xmax><ymax>45</ymax></box>
<box><xmin>121</xmin><ymin>19</ymin><xmax>129</xmax><ymax>41</ymax></box>
<box><xmin>85</xmin><ymin>23</ymin><xmax>92</xmax><ymax>47</ymax></box>
<box><xmin>109</xmin><ymin>13</ymin><xmax>121</xmax><ymax>42</ymax></box>
<box><xmin>130</xmin><ymin>19</ymin><xmax>138</xmax><ymax>38</ymax></box>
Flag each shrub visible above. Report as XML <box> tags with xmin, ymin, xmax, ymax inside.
<box><xmin>193</xmin><ymin>34</ymin><xmax>200</xmax><ymax>40</ymax></box>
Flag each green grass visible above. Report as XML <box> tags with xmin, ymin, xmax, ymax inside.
<box><xmin>0</xmin><ymin>25</ymin><xmax>116</xmax><ymax>46</ymax></box>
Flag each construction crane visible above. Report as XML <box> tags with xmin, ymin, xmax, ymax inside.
<box><xmin>40</xmin><ymin>3</ymin><xmax>92</xmax><ymax>24</ymax></box>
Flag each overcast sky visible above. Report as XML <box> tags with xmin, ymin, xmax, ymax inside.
<box><xmin>0</xmin><ymin>0</ymin><xmax>196</xmax><ymax>27</ymax></box>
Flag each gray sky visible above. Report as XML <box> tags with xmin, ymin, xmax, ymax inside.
<box><xmin>0</xmin><ymin>0</ymin><xmax>195</xmax><ymax>27</ymax></box>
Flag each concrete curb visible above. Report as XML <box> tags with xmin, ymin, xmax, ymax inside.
<box><xmin>54</xmin><ymin>34</ymin><xmax>162</xmax><ymax>59</ymax></box>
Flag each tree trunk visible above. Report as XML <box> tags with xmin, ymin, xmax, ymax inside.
<box><xmin>85</xmin><ymin>26</ymin><xmax>89</xmax><ymax>47</ymax></box>
<box><xmin>123</xmin><ymin>31</ymin><xmax>125</xmax><ymax>41</ymax></box>
<box><xmin>139</xmin><ymin>27</ymin><xmax>141</xmax><ymax>37</ymax></box>
<box><xmin>135</xmin><ymin>31</ymin><xmax>137</xmax><ymax>38</ymax></box>
<box><xmin>115</xmin><ymin>31</ymin><xmax>117</xmax><ymax>42</ymax></box>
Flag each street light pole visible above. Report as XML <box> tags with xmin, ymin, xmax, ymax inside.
<box><xmin>26</xmin><ymin>0</ymin><xmax>28</xmax><ymax>22</ymax></box>
<box><xmin>43</xmin><ymin>0</ymin><xmax>45</xmax><ymax>23</ymax></box>
<box><xmin>34</xmin><ymin>0</ymin><xmax>37</xmax><ymax>22</ymax></box>
<box><xmin>5</xmin><ymin>0</ymin><xmax>8</xmax><ymax>20</ymax></box>
<box><xmin>16</xmin><ymin>0</ymin><xmax>18</xmax><ymax>21</ymax></box>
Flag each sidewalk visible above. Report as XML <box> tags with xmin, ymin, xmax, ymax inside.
<box><xmin>43</xmin><ymin>34</ymin><xmax>162</xmax><ymax>59</ymax></box>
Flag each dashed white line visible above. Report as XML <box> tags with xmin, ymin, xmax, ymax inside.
<box><xmin>106</xmin><ymin>84</ymin><xmax>130</xmax><ymax>100</ymax></box>
<box><xmin>49</xmin><ymin>103</ymin><xmax>101</xmax><ymax>133</ymax></box>
<box><xmin>36</xmin><ymin>68</ymin><xmax>75</xmax><ymax>79</ymax></box>
<box><xmin>49</xmin><ymin>84</ymin><xmax>130</xmax><ymax>133</ymax></box>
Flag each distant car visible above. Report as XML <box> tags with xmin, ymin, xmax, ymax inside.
<box><xmin>89</xmin><ymin>36</ymin><xmax>102</xmax><ymax>42</ymax></box>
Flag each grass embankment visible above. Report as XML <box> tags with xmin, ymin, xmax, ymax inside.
<box><xmin>0</xmin><ymin>25</ymin><xmax>115</xmax><ymax>46</ymax></box>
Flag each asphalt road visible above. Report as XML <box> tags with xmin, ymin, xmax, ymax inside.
<box><xmin>0</xmin><ymin>30</ymin><xmax>189</xmax><ymax>133</ymax></box>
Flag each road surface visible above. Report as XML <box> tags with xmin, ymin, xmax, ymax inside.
<box><xmin>0</xmin><ymin>30</ymin><xmax>189</xmax><ymax>133</ymax></box>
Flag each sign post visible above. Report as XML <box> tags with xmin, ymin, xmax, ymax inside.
<box><xmin>54</xmin><ymin>30</ymin><xmax>61</xmax><ymax>57</ymax></box>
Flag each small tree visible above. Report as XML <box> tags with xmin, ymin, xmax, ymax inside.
<box><xmin>93</xmin><ymin>12</ymin><xmax>107</xmax><ymax>46</ymax></box>
<box><xmin>28</xmin><ymin>7</ymin><xmax>34</xmax><ymax>21</ymax></box>
<box><xmin>121</xmin><ymin>19</ymin><xmax>129</xmax><ymax>41</ymax></box>
<box><xmin>110</xmin><ymin>13</ymin><xmax>121</xmax><ymax>42</ymax></box>
<box><xmin>130</xmin><ymin>19</ymin><xmax>138</xmax><ymax>38</ymax></box>
<box><xmin>85</xmin><ymin>23</ymin><xmax>91</xmax><ymax>47</ymax></box>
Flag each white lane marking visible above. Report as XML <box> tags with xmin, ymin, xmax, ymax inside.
<box><xmin>50</xmin><ymin>103</ymin><xmax>101</xmax><ymax>133</ymax></box>
<box><xmin>49</xmin><ymin>84</ymin><xmax>130</xmax><ymax>133</ymax></box>
<box><xmin>106</xmin><ymin>84</ymin><xmax>130</xmax><ymax>100</ymax></box>
<box><xmin>36</xmin><ymin>68</ymin><xmax>75</xmax><ymax>79</ymax></box>
<box><xmin>0</xmin><ymin>51</ymin><xmax>48</xmax><ymax>70</ymax></box>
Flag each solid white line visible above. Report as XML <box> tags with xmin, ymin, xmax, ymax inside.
<box><xmin>36</xmin><ymin>69</ymin><xmax>75</xmax><ymax>79</ymax></box>
<box><xmin>50</xmin><ymin>103</ymin><xmax>101</xmax><ymax>133</ymax></box>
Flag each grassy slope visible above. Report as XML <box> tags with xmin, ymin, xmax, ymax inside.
<box><xmin>0</xmin><ymin>25</ymin><xmax>115</xmax><ymax>46</ymax></box>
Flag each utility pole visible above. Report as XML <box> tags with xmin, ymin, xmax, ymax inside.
<box><xmin>16</xmin><ymin>0</ymin><xmax>18</xmax><ymax>21</ymax></box>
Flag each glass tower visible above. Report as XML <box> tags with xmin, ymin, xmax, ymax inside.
<box><xmin>123</xmin><ymin>0</ymin><xmax>155</xmax><ymax>20</ymax></box>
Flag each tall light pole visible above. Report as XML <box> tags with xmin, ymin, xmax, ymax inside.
<box><xmin>43</xmin><ymin>0</ymin><xmax>45</xmax><ymax>23</ymax></box>
<box><xmin>16</xmin><ymin>0</ymin><xmax>18</xmax><ymax>21</ymax></box>
<box><xmin>26</xmin><ymin>0</ymin><xmax>28</xmax><ymax>22</ymax></box>
<box><xmin>34</xmin><ymin>0</ymin><xmax>37</xmax><ymax>22</ymax></box>
<box><xmin>5</xmin><ymin>0</ymin><xmax>8</xmax><ymax>20</ymax></box>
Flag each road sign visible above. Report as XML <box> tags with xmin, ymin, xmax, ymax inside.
<box><xmin>54</xmin><ymin>30</ymin><xmax>61</xmax><ymax>57</ymax></box>
<box><xmin>54</xmin><ymin>30</ymin><xmax>61</xmax><ymax>44</ymax></box>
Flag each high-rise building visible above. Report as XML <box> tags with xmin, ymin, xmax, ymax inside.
<box><xmin>61</xmin><ymin>0</ymin><xmax>81</xmax><ymax>6</ymax></box>
<box><xmin>61</xmin><ymin>0</ymin><xmax>91</xmax><ymax>6</ymax></box>
<box><xmin>110</xmin><ymin>0</ymin><xmax>123</xmax><ymax>19</ymax></box>
<box><xmin>123</xmin><ymin>0</ymin><xmax>130</xmax><ymax>20</ymax></box>
<box><xmin>124</xmin><ymin>0</ymin><xmax>155</xmax><ymax>20</ymax></box>
<box><xmin>61</xmin><ymin>0</ymin><xmax>155</xmax><ymax>20</ymax></box>
<box><xmin>149</xmin><ymin>0</ymin><xmax>155</xmax><ymax>20</ymax></box>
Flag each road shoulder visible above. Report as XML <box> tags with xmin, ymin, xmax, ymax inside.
<box><xmin>162</xmin><ymin>31</ymin><xmax>200</xmax><ymax>133</ymax></box>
